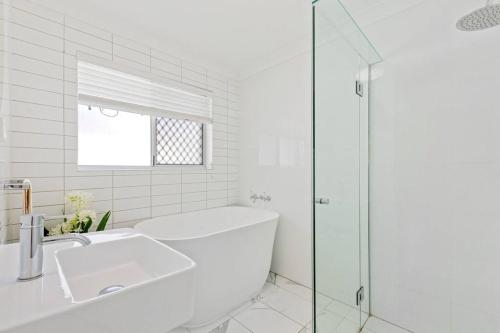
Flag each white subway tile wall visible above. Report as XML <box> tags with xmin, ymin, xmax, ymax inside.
<box><xmin>0</xmin><ymin>0</ymin><xmax>240</xmax><ymax>241</ymax></box>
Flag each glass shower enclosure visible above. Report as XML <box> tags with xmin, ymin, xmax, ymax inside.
<box><xmin>312</xmin><ymin>1</ymin><xmax>381</xmax><ymax>332</ymax></box>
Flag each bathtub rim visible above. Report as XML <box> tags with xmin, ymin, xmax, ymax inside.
<box><xmin>135</xmin><ymin>206</ymin><xmax>279</xmax><ymax>242</ymax></box>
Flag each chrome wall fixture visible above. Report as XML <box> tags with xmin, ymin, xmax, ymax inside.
<box><xmin>250</xmin><ymin>191</ymin><xmax>272</xmax><ymax>203</ymax></box>
<box><xmin>3</xmin><ymin>179</ymin><xmax>32</xmax><ymax>214</ymax></box>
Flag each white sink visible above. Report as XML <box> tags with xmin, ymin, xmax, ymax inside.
<box><xmin>0</xmin><ymin>229</ymin><xmax>196</xmax><ymax>333</ymax></box>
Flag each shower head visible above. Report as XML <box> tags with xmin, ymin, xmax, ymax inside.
<box><xmin>457</xmin><ymin>0</ymin><xmax>500</xmax><ymax>31</ymax></box>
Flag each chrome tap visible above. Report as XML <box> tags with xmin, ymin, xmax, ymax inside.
<box><xmin>250</xmin><ymin>192</ymin><xmax>272</xmax><ymax>203</ymax></box>
<box><xmin>250</xmin><ymin>193</ymin><xmax>259</xmax><ymax>203</ymax></box>
<box><xmin>2</xmin><ymin>179</ymin><xmax>91</xmax><ymax>281</ymax></box>
<box><xmin>18</xmin><ymin>214</ymin><xmax>91</xmax><ymax>281</ymax></box>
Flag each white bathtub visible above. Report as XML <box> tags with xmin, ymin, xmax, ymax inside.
<box><xmin>134</xmin><ymin>206</ymin><xmax>278</xmax><ymax>327</ymax></box>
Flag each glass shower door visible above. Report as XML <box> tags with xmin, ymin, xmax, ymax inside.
<box><xmin>313</xmin><ymin>1</ymin><xmax>380</xmax><ymax>332</ymax></box>
<box><xmin>313</xmin><ymin>31</ymin><xmax>363</xmax><ymax>333</ymax></box>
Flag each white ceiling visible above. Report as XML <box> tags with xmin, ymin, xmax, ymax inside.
<box><xmin>35</xmin><ymin>0</ymin><xmax>312</xmax><ymax>79</ymax></box>
<box><xmin>342</xmin><ymin>0</ymin><xmax>500</xmax><ymax>60</ymax></box>
<box><xmin>34</xmin><ymin>0</ymin><xmax>500</xmax><ymax>78</ymax></box>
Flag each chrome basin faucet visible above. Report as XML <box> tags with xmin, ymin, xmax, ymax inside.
<box><xmin>2</xmin><ymin>179</ymin><xmax>91</xmax><ymax>281</ymax></box>
<box><xmin>18</xmin><ymin>214</ymin><xmax>91</xmax><ymax>281</ymax></box>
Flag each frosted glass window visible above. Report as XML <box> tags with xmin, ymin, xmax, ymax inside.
<box><xmin>78</xmin><ymin>105</ymin><xmax>151</xmax><ymax>166</ymax></box>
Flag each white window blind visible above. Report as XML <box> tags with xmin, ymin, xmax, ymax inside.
<box><xmin>77</xmin><ymin>61</ymin><xmax>212</xmax><ymax>123</ymax></box>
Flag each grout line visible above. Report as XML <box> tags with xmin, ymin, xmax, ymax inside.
<box><xmin>8</xmin><ymin>98</ymin><xmax>61</xmax><ymax>109</ymax></box>
<box><xmin>2</xmin><ymin>66</ymin><xmax>65</xmax><ymax>82</ymax></box>
<box><xmin>9</xmin><ymin>114</ymin><xmax>64</xmax><ymax>123</ymax></box>
<box><xmin>10</xmin><ymin>5</ymin><xmax>63</xmax><ymax>26</ymax></box>
<box><xmin>112</xmin><ymin>54</ymin><xmax>150</xmax><ymax>69</ymax></box>
<box><xmin>0</xmin><ymin>46</ymin><xmax>64</xmax><ymax>67</ymax></box>
<box><xmin>230</xmin><ymin>317</ymin><xmax>255</xmax><ymax>333</ymax></box>
<box><xmin>62</xmin><ymin>15</ymin><xmax>66</xmax><ymax>216</ymax></box>
<box><xmin>367</xmin><ymin>316</ymin><xmax>415</xmax><ymax>333</ymax></box>
<box><xmin>149</xmin><ymin>170</ymin><xmax>153</xmax><ymax>219</ymax></box>
<box><xmin>9</xmin><ymin>130</ymin><xmax>64</xmax><ymax>137</ymax></box>
<box><xmin>1</xmin><ymin>19</ymin><xmax>64</xmax><ymax>46</ymax></box>
<box><xmin>9</xmin><ymin>82</ymin><xmax>63</xmax><ymax>95</ymax></box>
<box><xmin>225</xmin><ymin>80</ymin><xmax>229</xmax><ymax>204</ymax></box>
<box><xmin>180</xmin><ymin>167</ymin><xmax>184</xmax><ymax>212</ymax></box>
<box><xmin>112</xmin><ymin>205</ymin><xmax>152</xmax><ymax>213</ymax></box>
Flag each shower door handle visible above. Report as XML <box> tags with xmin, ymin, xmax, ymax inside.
<box><xmin>315</xmin><ymin>198</ymin><xmax>330</xmax><ymax>205</ymax></box>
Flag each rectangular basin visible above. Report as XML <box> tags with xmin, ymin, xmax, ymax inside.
<box><xmin>56</xmin><ymin>234</ymin><xmax>193</xmax><ymax>302</ymax></box>
<box><xmin>53</xmin><ymin>234</ymin><xmax>197</xmax><ymax>333</ymax></box>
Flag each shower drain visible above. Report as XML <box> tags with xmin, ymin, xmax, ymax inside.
<box><xmin>98</xmin><ymin>285</ymin><xmax>125</xmax><ymax>296</ymax></box>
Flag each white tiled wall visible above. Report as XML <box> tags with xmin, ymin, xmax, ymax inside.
<box><xmin>368</xmin><ymin>1</ymin><xmax>500</xmax><ymax>331</ymax></box>
<box><xmin>239</xmin><ymin>51</ymin><xmax>312</xmax><ymax>287</ymax></box>
<box><xmin>0</xmin><ymin>0</ymin><xmax>239</xmax><ymax>242</ymax></box>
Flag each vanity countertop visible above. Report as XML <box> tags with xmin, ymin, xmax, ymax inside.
<box><xmin>0</xmin><ymin>228</ymin><xmax>141</xmax><ymax>332</ymax></box>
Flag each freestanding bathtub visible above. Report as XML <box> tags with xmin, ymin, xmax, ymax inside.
<box><xmin>134</xmin><ymin>206</ymin><xmax>278</xmax><ymax>328</ymax></box>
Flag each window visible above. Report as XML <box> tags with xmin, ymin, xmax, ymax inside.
<box><xmin>78</xmin><ymin>105</ymin><xmax>206</xmax><ymax>167</ymax></box>
<box><xmin>77</xmin><ymin>58</ymin><xmax>212</xmax><ymax>168</ymax></box>
<box><xmin>78</xmin><ymin>105</ymin><xmax>151</xmax><ymax>166</ymax></box>
<box><xmin>155</xmin><ymin>117</ymin><xmax>204</xmax><ymax>165</ymax></box>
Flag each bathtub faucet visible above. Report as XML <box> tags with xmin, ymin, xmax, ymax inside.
<box><xmin>250</xmin><ymin>192</ymin><xmax>272</xmax><ymax>203</ymax></box>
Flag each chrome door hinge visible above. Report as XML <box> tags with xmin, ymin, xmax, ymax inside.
<box><xmin>356</xmin><ymin>286</ymin><xmax>364</xmax><ymax>306</ymax></box>
<box><xmin>355</xmin><ymin>80</ymin><xmax>364</xmax><ymax>97</ymax></box>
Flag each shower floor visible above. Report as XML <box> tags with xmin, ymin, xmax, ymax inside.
<box><xmin>169</xmin><ymin>275</ymin><xmax>409</xmax><ymax>333</ymax></box>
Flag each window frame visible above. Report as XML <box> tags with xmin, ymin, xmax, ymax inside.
<box><xmin>77</xmin><ymin>105</ymin><xmax>212</xmax><ymax>171</ymax></box>
<box><xmin>76</xmin><ymin>54</ymin><xmax>213</xmax><ymax>171</ymax></box>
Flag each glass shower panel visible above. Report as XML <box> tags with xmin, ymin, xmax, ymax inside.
<box><xmin>313</xmin><ymin>1</ymin><xmax>381</xmax><ymax>332</ymax></box>
<box><xmin>314</xmin><ymin>17</ymin><xmax>363</xmax><ymax>332</ymax></box>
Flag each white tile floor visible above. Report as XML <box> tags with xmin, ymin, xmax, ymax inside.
<box><xmin>169</xmin><ymin>275</ymin><xmax>411</xmax><ymax>333</ymax></box>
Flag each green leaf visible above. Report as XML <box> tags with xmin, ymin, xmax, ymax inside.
<box><xmin>82</xmin><ymin>218</ymin><xmax>93</xmax><ymax>233</ymax></box>
<box><xmin>96</xmin><ymin>211</ymin><xmax>111</xmax><ymax>232</ymax></box>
